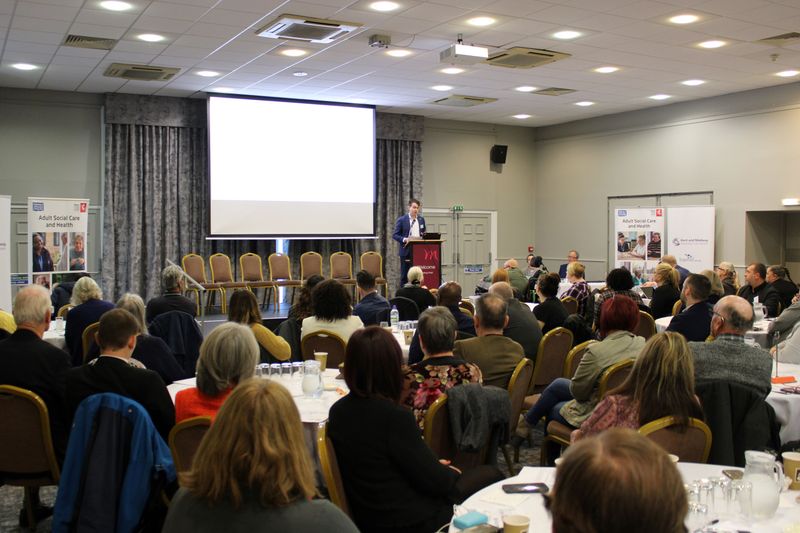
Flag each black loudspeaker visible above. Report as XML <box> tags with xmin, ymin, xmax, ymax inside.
<box><xmin>490</xmin><ymin>144</ymin><xmax>508</xmax><ymax>164</ymax></box>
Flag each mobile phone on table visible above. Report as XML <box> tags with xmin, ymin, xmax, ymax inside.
<box><xmin>722</xmin><ymin>469</ymin><xmax>743</xmax><ymax>480</ymax></box>
<box><xmin>502</xmin><ymin>482</ymin><xmax>549</xmax><ymax>494</ymax></box>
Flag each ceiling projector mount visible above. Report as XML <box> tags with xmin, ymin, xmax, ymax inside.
<box><xmin>439</xmin><ymin>34</ymin><xmax>489</xmax><ymax>65</ymax></box>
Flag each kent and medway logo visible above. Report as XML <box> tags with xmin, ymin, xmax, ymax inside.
<box><xmin>32</xmin><ymin>202</ymin><xmax>44</xmax><ymax>211</ymax></box>
<box><xmin>672</xmin><ymin>238</ymin><xmax>681</xmax><ymax>247</ymax></box>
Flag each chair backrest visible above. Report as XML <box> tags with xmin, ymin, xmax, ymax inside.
<box><xmin>635</xmin><ymin>310</ymin><xmax>656</xmax><ymax>340</ymax></box>
<box><xmin>317</xmin><ymin>423</ymin><xmax>351</xmax><ymax>518</ymax></box>
<box><xmin>459</xmin><ymin>307</ymin><xmax>474</xmax><ymax>318</ymax></box>
<box><xmin>239</xmin><ymin>253</ymin><xmax>265</xmax><ymax>283</ymax></box>
<box><xmin>0</xmin><ymin>385</ymin><xmax>61</xmax><ymax>484</ymax></box>
<box><xmin>300</xmin><ymin>252</ymin><xmax>323</xmax><ymax>280</ymax></box>
<box><xmin>57</xmin><ymin>304</ymin><xmax>73</xmax><ymax>319</ymax></box>
<box><xmin>82</xmin><ymin>321</ymin><xmax>100</xmax><ymax>363</ymax></box>
<box><xmin>330</xmin><ymin>252</ymin><xmax>353</xmax><ymax>280</ymax></box>
<box><xmin>360</xmin><ymin>251</ymin><xmax>384</xmax><ymax>279</ymax></box>
<box><xmin>672</xmin><ymin>299</ymin><xmax>683</xmax><ymax>316</ymax></box>
<box><xmin>268</xmin><ymin>253</ymin><xmax>293</xmax><ymax>281</ymax></box>
<box><xmin>182</xmin><ymin>253</ymin><xmax>208</xmax><ymax>284</ymax></box>
<box><xmin>209</xmin><ymin>253</ymin><xmax>235</xmax><ymax>283</ymax></box>
<box><xmin>563</xmin><ymin>339</ymin><xmax>596</xmax><ymax>378</ymax></box>
<box><xmin>423</xmin><ymin>395</ymin><xmax>456</xmax><ymax>461</ymax></box>
<box><xmin>560</xmin><ymin>296</ymin><xmax>579</xmax><ymax>315</ymax></box>
<box><xmin>507</xmin><ymin>358</ymin><xmax>534</xmax><ymax>435</ymax></box>
<box><xmin>389</xmin><ymin>296</ymin><xmax>420</xmax><ymax>321</ymax></box>
<box><xmin>168</xmin><ymin>416</ymin><xmax>211</xmax><ymax>474</ymax></box>
<box><xmin>531</xmin><ymin>327</ymin><xmax>574</xmax><ymax>393</ymax></box>
<box><xmin>301</xmin><ymin>330</ymin><xmax>347</xmax><ymax>367</ymax></box>
<box><xmin>148</xmin><ymin>311</ymin><xmax>204</xmax><ymax>376</ymax></box>
<box><xmin>639</xmin><ymin>416</ymin><xmax>712</xmax><ymax>463</ymax></box>
<box><xmin>459</xmin><ymin>299</ymin><xmax>475</xmax><ymax>315</ymax></box>
<box><xmin>597</xmin><ymin>359</ymin><xmax>634</xmax><ymax>398</ymax></box>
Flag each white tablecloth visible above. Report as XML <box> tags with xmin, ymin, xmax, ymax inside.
<box><xmin>43</xmin><ymin>323</ymin><xmax>66</xmax><ymax>350</ymax></box>
<box><xmin>392</xmin><ymin>330</ymin><xmax>411</xmax><ymax>362</ymax></box>
<box><xmin>768</xmin><ymin>362</ymin><xmax>800</xmax><ymax>444</ymax></box>
<box><xmin>451</xmin><ymin>463</ymin><xmax>800</xmax><ymax>532</ymax></box>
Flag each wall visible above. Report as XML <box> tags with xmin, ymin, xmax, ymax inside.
<box><xmin>533</xmin><ymin>82</ymin><xmax>800</xmax><ymax>281</ymax></box>
<box><xmin>422</xmin><ymin>118</ymin><xmax>536</xmax><ymax>264</ymax></box>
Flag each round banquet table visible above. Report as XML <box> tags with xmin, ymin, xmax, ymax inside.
<box><xmin>655</xmin><ymin>316</ymin><xmax>772</xmax><ymax>349</ymax></box>
<box><xmin>450</xmin><ymin>463</ymin><xmax>800</xmax><ymax>532</ymax></box>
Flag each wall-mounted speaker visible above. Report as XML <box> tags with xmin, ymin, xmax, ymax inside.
<box><xmin>490</xmin><ymin>144</ymin><xmax>508</xmax><ymax>164</ymax></box>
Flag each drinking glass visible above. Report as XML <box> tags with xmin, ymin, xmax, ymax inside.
<box><xmin>270</xmin><ymin>363</ymin><xmax>282</xmax><ymax>378</ymax></box>
<box><xmin>281</xmin><ymin>362</ymin><xmax>293</xmax><ymax>378</ymax></box>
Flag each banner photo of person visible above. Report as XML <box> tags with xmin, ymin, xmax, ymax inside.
<box><xmin>28</xmin><ymin>199</ymin><xmax>90</xmax><ymax>291</ymax></box>
<box><xmin>665</xmin><ymin>206</ymin><xmax>715</xmax><ymax>273</ymax></box>
<box><xmin>614</xmin><ymin>207</ymin><xmax>665</xmax><ymax>285</ymax></box>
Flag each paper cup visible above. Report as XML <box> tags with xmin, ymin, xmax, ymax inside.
<box><xmin>668</xmin><ymin>454</ymin><xmax>679</xmax><ymax>463</ymax></box>
<box><xmin>313</xmin><ymin>352</ymin><xmax>328</xmax><ymax>371</ymax></box>
<box><xmin>783</xmin><ymin>452</ymin><xmax>800</xmax><ymax>490</ymax></box>
<box><xmin>554</xmin><ymin>457</ymin><xmax>564</xmax><ymax>467</ymax></box>
<box><xmin>503</xmin><ymin>515</ymin><xmax>530</xmax><ymax>533</ymax></box>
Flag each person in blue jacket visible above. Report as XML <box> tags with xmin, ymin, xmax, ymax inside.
<box><xmin>392</xmin><ymin>198</ymin><xmax>426</xmax><ymax>287</ymax></box>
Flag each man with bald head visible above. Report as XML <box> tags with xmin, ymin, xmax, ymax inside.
<box><xmin>503</xmin><ymin>258</ymin><xmax>529</xmax><ymax>296</ymax></box>
<box><xmin>489</xmin><ymin>281</ymin><xmax>542</xmax><ymax>361</ymax></box>
<box><xmin>688</xmin><ymin>295</ymin><xmax>772</xmax><ymax>397</ymax></box>
<box><xmin>406</xmin><ymin>281</ymin><xmax>476</xmax><ymax>364</ymax></box>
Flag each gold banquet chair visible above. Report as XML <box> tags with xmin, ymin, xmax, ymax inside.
<box><xmin>267</xmin><ymin>253</ymin><xmax>302</xmax><ymax>307</ymax></box>
<box><xmin>301</xmin><ymin>330</ymin><xmax>347</xmax><ymax>368</ymax></box>
<box><xmin>639</xmin><ymin>416</ymin><xmax>712</xmax><ymax>463</ymax></box>
<box><xmin>182</xmin><ymin>253</ymin><xmax>224</xmax><ymax>315</ymax></box>
<box><xmin>239</xmin><ymin>253</ymin><xmax>276</xmax><ymax>309</ymax></box>
<box><xmin>318</xmin><ymin>423</ymin><xmax>351</xmax><ymax>518</ymax></box>
<box><xmin>168</xmin><ymin>416</ymin><xmax>212</xmax><ymax>475</ymax></box>
<box><xmin>209</xmin><ymin>253</ymin><xmax>248</xmax><ymax>314</ymax></box>
<box><xmin>330</xmin><ymin>252</ymin><xmax>358</xmax><ymax>301</ymax></box>
<box><xmin>300</xmin><ymin>252</ymin><xmax>324</xmax><ymax>280</ymax></box>
<box><xmin>360</xmin><ymin>251</ymin><xmax>388</xmax><ymax>297</ymax></box>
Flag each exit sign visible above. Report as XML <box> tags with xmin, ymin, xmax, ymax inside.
<box><xmin>451</xmin><ymin>205</ymin><xmax>464</xmax><ymax>212</ymax></box>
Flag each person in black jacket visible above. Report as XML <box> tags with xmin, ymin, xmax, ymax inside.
<box><xmin>767</xmin><ymin>265</ymin><xmax>798</xmax><ymax>314</ymax></box>
<box><xmin>533</xmin><ymin>273</ymin><xmax>569</xmax><ymax>333</ymax></box>
<box><xmin>667</xmin><ymin>274</ymin><xmax>713</xmax><ymax>342</ymax></box>
<box><xmin>649</xmin><ymin>263</ymin><xmax>681</xmax><ymax>319</ymax></box>
<box><xmin>395</xmin><ymin>266</ymin><xmax>436</xmax><ymax>313</ymax></box>
<box><xmin>328</xmin><ymin>327</ymin><xmax>502</xmax><ymax>533</ymax></box>
<box><xmin>738</xmin><ymin>262</ymin><xmax>781</xmax><ymax>318</ymax></box>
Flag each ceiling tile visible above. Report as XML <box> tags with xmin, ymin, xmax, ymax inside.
<box><xmin>13</xmin><ymin>2</ymin><xmax>79</xmax><ymax>21</ymax></box>
<box><xmin>10</xmin><ymin>16</ymin><xmax>71</xmax><ymax>33</ymax></box>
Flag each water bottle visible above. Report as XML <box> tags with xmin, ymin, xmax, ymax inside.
<box><xmin>753</xmin><ymin>296</ymin><xmax>765</xmax><ymax>321</ymax></box>
<box><xmin>390</xmin><ymin>306</ymin><xmax>399</xmax><ymax>330</ymax></box>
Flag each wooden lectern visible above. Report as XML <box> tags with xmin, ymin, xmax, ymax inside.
<box><xmin>407</xmin><ymin>239</ymin><xmax>444</xmax><ymax>288</ymax></box>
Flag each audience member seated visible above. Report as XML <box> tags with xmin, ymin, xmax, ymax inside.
<box><xmin>407</xmin><ymin>281</ymin><xmax>476</xmax><ymax>364</ymax></box>
<box><xmin>66</xmin><ymin>309</ymin><xmax>175</xmax><ymax>440</ymax></box>
<box><xmin>64</xmin><ymin>276</ymin><xmax>115</xmax><ymax>366</ymax></box>
<box><xmin>533</xmin><ymin>273</ymin><xmax>569</xmax><ymax>333</ymax></box>
<box><xmin>648</xmin><ymin>263</ymin><xmax>681</xmax><ymax>319</ymax></box>
<box><xmin>0</xmin><ymin>285</ymin><xmax>70</xmax><ymax>461</ymax></box>
<box><xmin>163</xmin><ymin>379</ymin><xmax>358</xmax><ymax>533</ymax></box>
<box><xmin>770</xmin><ymin>293</ymin><xmax>800</xmax><ymax>343</ymax></box>
<box><xmin>477</xmin><ymin>268</ymin><xmax>509</xmax><ymax>294</ymax></box>
<box><xmin>403</xmin><ymin>307</ymin><xmax>482</xmax><ymax>429</ymax></box>
<box><xmin>288</xmin><ymin>274</ymin><xmax>324</xmax><ymax>324</ymax></box>
<box><xmin>523</xmin><ymin>256</ymin><xmax>548</xmax><ymax>302</ymax></box>
<box><xmin>661</xmin><ymin>255</ymin><xmax>690</xmax><ymax>287</ymax></box>
<box><xmin>767</xmin><ymin>265</ymin><xmax>798</xmax><ymax>313</ymax></box>
<box><xmin>146</xmin><ymin>265</ymin><xmax>197</xmax><ymax>324</ymax></box>
<box><xmin>593</xmin><ymin>268</ymin><xmax>644</xmax><ymax>328</ymax></box>
<box><xmin>395</xmin><ymin>266</ymin><xmax>436</xmax><ymax>313</ymax></box>
<box><xmin>488</xmin><ymin>282</ymin><xmax>542</xmax><ymax>362</ymax></box>
<box><xmin>689</xmin><ymin>295</ymin><xmax>772</xmax><ymax>398</ymax></box>
<box><xmin>175</xmin><ymin>322</ymin><xmax>258</xmax><ymax>423</ymax></box>
<box><xmin>503</xmin><ymin>258</ymin><xmax>529</xmax><ymax>296</ymax></box>
<box><xmin>573</xmin><ymin>332</ymin><xmax>703</xmax><ymax>441</ymax></box>
<box><xmin>558</xmin><ymin>249</ymin><xmax>579</xmax><ymax>279</ymax></box>
<box><xmin>716</xmin><ymin>261</ymin><xmax>739</xmax><ymax>296</ymax></box>
<box><xmin>561</xmin><ymin>262</ymin><xmax>590</xmax><ymax>316</ymax></box>
<box><xmin>353</xmin><ymin>270</ymin><xmax>391</xmax><ymax>326</ymax></box>
<box><xmin>0</xmin><ymin>307</ymin><xmax>15</xmax><ymax>336</ymax></box>
<box><xmin>228</xmin><ymin>290</ymin><xmax>290</xmax><ymax>363</ymax></box>
<box><xmin>453</xmin><ymin>293</ymin><xmax>524</xmax><ymax>389</ymax></box>
<box><xmin>522</xmin><ymin>296</ymin><xmax>644</xmax><ymax>433</ymax></box>
<box><xmin>667</xmin><ymin>274</ymin><xmax>713</xmax><ymax>342</ymax></box>
<box><xmin>545</xmin><ymin>429</ymin><xmax>687</xmax><ymax>533</ymax></box>
<box><xmin>301</xmin><ymin>279</ymin><xmax>364</xmax><ymax>343</ymax></box>
<box><xmin>701</xmin><ymin>269</ymin><xmax>725</xmax><ymax>305</ymax></box>
<box><xmin>329</xmin><ymin>327</ymin><xmax>501</xmax><ymax>533</ymax></box>
<box><xmin>49</xmin><ymin>272</ymin><xmax>85</xmax><ymax>317</ymax></box>
<box><xmin>737</xmin><ymin>262</ymin><xmax>780</xmax><ymax>318</ymax></box>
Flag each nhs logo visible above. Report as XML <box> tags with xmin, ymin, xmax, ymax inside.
<box><xmin>32</xmin><ymin>202</ymin><xmax>44</xmax><ymax>211</ymax></box>
<box><xmin>617</xmin><ymin>209</ymin><xmax>627</xmax><ymax>216</ymax></box>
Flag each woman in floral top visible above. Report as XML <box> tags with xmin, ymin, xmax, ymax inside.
<box><xmin>403</xmin><ymin>307</ymin><xmax>482</xmax><ymax>429</ymax></box>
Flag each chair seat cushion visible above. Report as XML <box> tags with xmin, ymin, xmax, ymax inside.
<box><xmin>200</xmin><ymin>283</ymin><xmax>222</xmax><ymax>289</ymax></box>
<box><xmin>218</xmin><ymin>282</ymin><xmax>247</xmax><ymax>288</ymax></box>
<box><xmin>546</xmin><ymin>421</ymin><xmax>574</xmax><ymax>443</ymax></box>
<box><xmin>522</xmin><ymin>394</ymin><xmax>540</xmax><ymax>411</ymax></box>
<box><xmin>273</xmin><ymin>280</ymin><xmax>302</xmax><ymax>286</ymax></box>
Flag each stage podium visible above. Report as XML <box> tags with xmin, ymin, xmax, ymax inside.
<box><xmin>407</xmin><ymin>239</ymin><xmax>444</xmax><ymax>288</ymax></box>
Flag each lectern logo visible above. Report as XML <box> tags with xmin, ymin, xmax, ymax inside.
<box><xmin>424</xmin><ymin>249</ymin><xmax>439</xmax><ymax>262</ymax></box>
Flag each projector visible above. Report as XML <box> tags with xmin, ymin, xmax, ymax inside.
<box><xmin>439</xmin><ymin>43</ymin><xmax>489</xmax><ymax>65</ymax></box>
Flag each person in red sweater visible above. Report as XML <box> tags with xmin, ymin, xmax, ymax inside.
<box><xmin>175</xmin><ymin>322</ymin><xmax>258</xmax><ymax>422</ymax></box>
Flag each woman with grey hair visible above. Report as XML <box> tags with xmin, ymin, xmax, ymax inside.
<box><xmin>395</xmin><ymin>266</ymin><xmax>436</xmax><ymax>314</ymax></box>
<box><xmin>175</xmin><ymin>322</ymin><xmax>259</xmax><ymax>422</ymax></box>
<box><xmin>716</xmin><ymin>262</ymin><xmax>739</xmax><ymax>296</ymax></box>
<box><xmin>64</xmin><ymin>276</ymin><xmax>114</xmax><ymax>366</ymax></box>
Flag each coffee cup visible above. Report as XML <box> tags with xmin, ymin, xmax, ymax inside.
<box><xmin>783</xmin><ymin>452</ymin><xmax>800</xmax><ymax>490</ymax></box>
<box><xmin>314</xmin><ymin>352</ymin><xmax>328</xmax><ymax>372</ymax></box>
<box><xmin>403</xmin><ymin>329</ymin><xmax>414</xmax><ymax>345</ymax></box>
<box><xmin>503</xmin><ymin>514</ymin><xmax>530</xmax><ymax>533</ymax></box>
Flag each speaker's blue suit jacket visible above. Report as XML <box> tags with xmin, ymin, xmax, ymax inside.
<box><xmin>392</xmin><ymin>215</ymin><xmax>426</xmax><ymax>258</ymax></box>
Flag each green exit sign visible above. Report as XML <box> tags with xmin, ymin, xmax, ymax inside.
<box><xmin>451</xmin><ymin>205</ymin><xmax>464</xmax><ymax>212</ymax></box>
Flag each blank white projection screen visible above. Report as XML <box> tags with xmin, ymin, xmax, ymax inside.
<box><xmin>208</xmin><ymin>96</ymin><xmax>376</xmax><ymax>237</ymax></box>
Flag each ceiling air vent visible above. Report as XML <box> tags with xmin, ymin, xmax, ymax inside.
<box><xmin>255</xmin><ymin>14</ymin><xmax>361</xmax><ymax>44</ymax></box>
<box><xmin>757</xmin><ymin>32</ymin><xmax>800</xmax><ymax>47</ymax></box>
<box><xmin>484</xmin><ymin>47</ymin><xmax>571</xmax><ymax>69</ymax></box>
<box><xmin>431</xmin><ymin>95</ymin><xmax>497</xmax><ymax>107</ymax></box>
<box><xmin>63</xmin><ymin>34</ymin><xmax>117</xmax><ymax>50</ymax></box>
<box><xmin>103</xmin><ymin>63</ymin><xmax>180</xmax><ymax>81</ymax></box>
<box><xmin>532</xmin><ymin>87</ymin><xmax>576</xmax><ymax>96</ymax></box>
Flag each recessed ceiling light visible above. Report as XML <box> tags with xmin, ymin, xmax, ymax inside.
<box><xmin>386</xmin><ymin>49</ymin><xmax>412</xmax><ymax>57</ymax></box>
<box><xmin>697</xmin><ymin>40</ymin><xmax>726</xmax><ymax>49</ymax></box>
<box><xmin>553</xmin><ymin>30</ymin><xmax>582</xmax><ymax>40</ymax></box>
<box><xmin>593</xmin><ymin>66</ymin><xmax>618</xmax><ymax>74</ymax></box>
<box><xmin>99</xmin><ymin>0</ymin><xmax>132</xmax><ymax>10</ymax></box>
<box><xmin>515</xmin><ymin>86</ymin><xmax>536</xmax><ymax>92</ymax></box>
<box><xmin>369</xmin><ymin>1</ymin><xmax>399</xmax><ymax>12</ymax></box>
<box><xmin>512</xmin><ymin>114</ymin><xmax>531</xmax><ymax>119</ymax></box>
<box><xmin>669</xmin><ymin>14</ymin><xmax>699</xmax><ymax>24</ymax></box>
<box><xmin>137</xmin><ymin>33</ymin><xmax>165</xmax><ymax>42</ymax></box>
<box><xmin>776</xmin><ymin>70</ymin><xmax>800</xmax><ymax>78</ymax></box>
<box><xmin>281</xmin><ymin>48</ymin><xmax>308</xmax><ymax>57</ymax></box>
<box><xmin>11</xmin><ymin>63</ymin><xmax>38</xmax><ymax>71</ymax></box>
<box><xmin>782</xmin><ymin>198</ymin><xmax>800</xmax><ymax>206</ymax></box>
<box><xmin>467</xmin><ymin>16</ymin><xmax>496</xmax><ymax>27</ymax></box>
<box><xmin>649</xmin><ymin>94</ymin><xmax>671</xmax><ymax>100</ymax></box>
<box><xmin>681</xmin><ymin>79</ymin><xmax>706</xmax><ymax>86</ymax></box>
<box><xmin>440</xmin><ymin>67</ymin><xmax>464</xmax><ymax>74</ymax></box>
<box><xmin>431</xmin><ymin>85</ymin><xmax>453</xmax><ymax>91</ymax></box>
<box><xmin>575</xmin><ymin>101</ymin><xmax>594</xmax><ymax>107</ymax></box>
<box><xmin>292</xmin><ymin>71</ymin><xmax>308</xmax><ymax>77</ymax></box>
<box><xmin>196</xmin><ymin>70</ymin><xmax>220</xmax><ymax>77</ymax></box>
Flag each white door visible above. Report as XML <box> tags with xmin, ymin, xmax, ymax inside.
<box><xmin>422</xmin><ymin>210</ymin><xmax>493</xmax><ymax>291</ymax></box>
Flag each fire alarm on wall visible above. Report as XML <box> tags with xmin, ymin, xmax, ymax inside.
<box><xmin>528</xmin><ymin>245</ymin><xmax>534</xmax><ymax>253</ymax></box>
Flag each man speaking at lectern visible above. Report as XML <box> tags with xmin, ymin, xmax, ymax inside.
<box><xmin>393</xmin><ymin>198</ymin><xmax>426</xmax><ymax>287</ymax></box>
